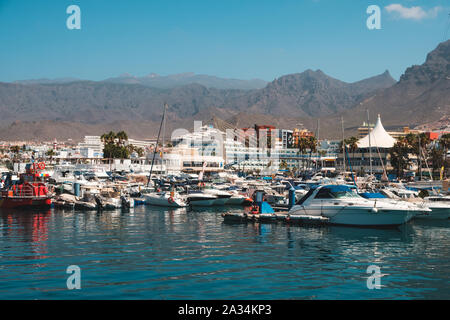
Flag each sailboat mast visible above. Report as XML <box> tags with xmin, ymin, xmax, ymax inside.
<box><xmin>316</xmin><ymin>119</ymin><xmax>320</xmax><ymax>171</ymax></box>
<box><xmin>367</xmin><ymin>110</ymin><xmax>373</xmax><ymax>176</ymax></box>
<box><xmin>341</xmin><ymin>117</ymin><xmax>346</xmax><ymax>173</ymax></box>
<box><xmin>161</xmin><ymin>103</ymin><xmax>167</xmax><ymax>179</ymax></box>
<box><xmin>147</xmin><ymin>104</ymin><xmax>167</xmax><ymax>187</ymax></box>
<box><xmin>418</xmin><ymin>133</ymin><xmax>422</xmax><ymax>181</ymax></box>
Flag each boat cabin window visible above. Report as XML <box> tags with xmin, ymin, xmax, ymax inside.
<box><xmin>314</xmin><ymin>188</ymin><xmax>334</xmax><ymax>199</ymax></box>
<box><xmin>296</xmin><ymin>189</ymin><xmax>314</xmax><ymax>205</ymax></box>
<box><xmin>429</xmin><ymin>197</ymin><xmax>449</xmax><ymax>202</ymax></box>
<box><xmin>314</xmin><ymin>187</ymin><xmax>360</xmax><ymax>200</ymax></box>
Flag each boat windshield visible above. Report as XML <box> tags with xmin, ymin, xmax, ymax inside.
<box><xmin>314</xmin><ymin>186</ymin><xmax>361</xmax><ymax>199</ymax></box>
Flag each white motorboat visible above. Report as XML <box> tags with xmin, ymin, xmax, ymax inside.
<box><xmin>226</xmin><ymin>193</ymin><xmax>247</xmax><ymax>205</ymax></box>
<box><xmin>381</xmin><ymin>188</ymin><xmax>450</xmax><ymax>220</ymax></box>
<box><xmin>417</xmin><ymin>195</ymin><xmax>450</xmax><ymax>220</ymax></box>
<box><xmin>289</xmin><ymin>185</ymin><xmax>428</xmax><ymax>227</ymax></box>
<box><xmin>202</xmin><ymin>188</ymin><xmax>232</xmax><ymax>205</ymax></box>
<box><xmin>144</xmin><ymin>191</ymin><xmax>187</xmax><ymax>208</ymax></box>
<box><xmin>187</xmin><ymin>192</ymin><xmax>218</xmax><ymax>206</ymax></box>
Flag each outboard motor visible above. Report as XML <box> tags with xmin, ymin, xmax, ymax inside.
<box><xmin>94</xmin><ymin>195</ymin><xmax>104</xmax><ymax>211</ymax></box>
<box><xmin>121</xmin><ymin>195</ymin><xmax>130</xmax><ymax>211</ymax></box>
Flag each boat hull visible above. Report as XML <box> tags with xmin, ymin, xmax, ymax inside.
<box><xmin>189</xmin><ymin>199</ymin><xmax>216</xmax><ymax>206</ymax></box>
<box><xmin>144</xmin><ymin>194</ymin><xmax>187</xmax><ymax>208</ymax></box>
<box><xmin>414</xmin><ymin>207</ymin><xmax>450</xmax><ymax>220</ymax></box>
<box><xmin>289</xmin><ymin>206</ymin><xmax>415</xmax><ymax>226</ymax></box>
<box><xmin>226</xmin><ymin>197</ymin><xmax>246</xmax><ymax>205</ymax></box>
<box><xmin>212</xmin><ymin>197</ymin><xmax>230</xmax><ymax>206</ymax></box>
<box><xmin>0</xmin><ymin>197</ymin><xmax>51</xmax><ymax>209</ymax></box>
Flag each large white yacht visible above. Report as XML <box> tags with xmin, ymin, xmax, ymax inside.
<box><xmin>289</xmin><ymin>185</ymin><xmax>429</xmax><ymax>227</ymax></box>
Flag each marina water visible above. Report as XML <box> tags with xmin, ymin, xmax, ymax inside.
<box><xmin>0</xmin><ymin>206</ymin><xmax>449</xmax><ymax>299</ymax></box>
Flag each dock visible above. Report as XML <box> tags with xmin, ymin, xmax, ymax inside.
<box><xmin>222</xmin><ymin>212</ymin><xmax>330</xmax><ymax>226</ymax></box>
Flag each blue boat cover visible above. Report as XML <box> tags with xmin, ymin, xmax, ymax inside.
<box><xmin>359</xmin><ymin>192</ymin><xmax>387</xmax><ymax>199</ymax></box>
<box><xmin>261</xmin><ymin>202</ymin><xmax>275</xmax><ymax>213</ymax></box>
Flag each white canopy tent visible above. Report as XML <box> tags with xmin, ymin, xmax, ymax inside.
<box><xmin>357</xmin><ymin>115</ymin><xmax>396</xmax><ymax>149</ymax></box>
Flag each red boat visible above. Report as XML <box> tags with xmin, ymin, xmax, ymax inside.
<box><xmin>0</xmin><ymin>162</ymin><xmax>52</xmax><ymax>209</ymax></box>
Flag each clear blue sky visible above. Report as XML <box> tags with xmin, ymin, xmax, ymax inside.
<box><xmin>0</xmin><ymin>0</ymin><xmax>448</xmax><ymax>83</ymax></box>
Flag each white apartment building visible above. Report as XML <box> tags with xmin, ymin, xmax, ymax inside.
<box><xmin>77</xmin><ymin>136</ymin><xmax>104</xmax><ymax>158</ymax></box>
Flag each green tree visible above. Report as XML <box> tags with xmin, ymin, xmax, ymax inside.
<box><xmin>46</xmin><ymin>149</ymin><xmax>55</xmax><ymax>160</ymax></box>
<box><xmin>346</xmin><ymin>136</ymin><xmax>359</xmax><ymax>160</ymax></box>
<box><xmin>389</xmin><ymin>137</ymin><xmax>410</xmax><ymax>178</ymax></box>
<box><xmin>306</xmin><ymin>136</ymin><xmax>318</xmax><ymax>170</ymax></box>
<box><xmin>430</xmin><ymin>146</ymin><xmax>445</xmax><ymax>175</ymax></box>
<box><xmin>101</xmin><ymin>131</ymin><xmax>116</xmax><ymax>144</ymax></box>
<box><xmin>10</xmin><ymin>146</ymin><xmax>20</xmax><ymax>154</ymax></box>
<box><xmin>116</xmin><ymin>131</ymin><xmax>128</xmax><ymax>145</ymax></box>
<box><xmin>296</xmin><ymin>136</ymin><xmax>309</xmax><ymax>170</ymax></box>
<box><xmin>101</xmin><ymin>131</ymin><xmax>131</xmax><ymax>159</ymax></box>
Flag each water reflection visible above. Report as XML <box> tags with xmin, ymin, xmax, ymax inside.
<box><xmin>1</xmin><ymin>209</ymin><xmax>52</xmax><ymax>266</ymax></box>
<box><xmin>0</xmin><ymin>206</ymin><xmax>448</xmax><ymax>299</ymax></box>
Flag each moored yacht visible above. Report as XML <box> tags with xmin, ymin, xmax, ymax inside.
<box><xmin>186</xmin><ymin>192</ymin><xmax>218</xmax><ymax>206</ymax></box>
<box><xmin>417</xmin><ymin>195</ymin><xmax>450</xmax><ymax>220</ymax></box>
<box><xmin>202</xmin><ymin>188</ymin><xmax>232</xmax><ymax>205</ymax></box>
<box><xmin>289</xmin><ymin>185</ymin><xmax>428</xmax><ymax>227</ymax></box>
<box><xmin>380</xmin><ymin>188</ymin><xmax>450</xmax><ymax>220</ymax></box>
<box><xmin>144</xmin><ymin>191</ymin><xmax>188</xmax><ymax>208</ymax></box>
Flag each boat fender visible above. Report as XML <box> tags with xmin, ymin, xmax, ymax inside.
<box><xmin>286</xmin><ymin>214</ymin><xmax>290</xmax><ymax>222</ymax></box>
<box><xmin>371</xmin><ymin>200</ymin><xmax>378</xmax><ymax>213</ymax></box>
<box><xmin>168</xmin><ymin>196</ymin><xmax>175</xmax><ymax>204</ymax></box>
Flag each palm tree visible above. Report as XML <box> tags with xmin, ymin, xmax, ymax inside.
<box><xmin>439</xmin><ymin>134</ymin><xmax>450</xmax><ymax>178</ymax></box>
<box><xmin>346</xmin><ymin>136</ymin><xmax>358</xmax><ymax>160</ymax></box>
<box><xmin>46</xmin><ymin>149</ymin><xmax>55</xmax><ymax>162</ymax></box>
<box><xmin>389</xmin><ymin>137</ymin><xmax>410</xmax><ymax>178</ymax></box>
<box><xmin>101</xmin><ymin>131</ymin><xmax>116</xmax><ymax>144</ymax></box>
<box><xmin>296</xmin><ymin>137</ymin><xmax>309</xmax><ymax>171</ymax></box>
<box><xmin>440</xmin><ymin>134</ymin><xmax>450</xmax><ymax>153</ymax></box>
<box><xmin>430</xmin><ymin>146</ymin><xmax>445</xmax><ymax>177</ymax></box>
<box><xmin>306</xmin><ymin>136</ymin><xmax>318</xmax><ymax>171</ymax></box>
<box><xmin>116</xmin><ymin>131</ymin><xmax>128</xmax><ymax>145</ymax></box>
<box><xmin>10</xmin><ymin>145</ymin><xmax>20</xmax><ymax>154</ymax></box>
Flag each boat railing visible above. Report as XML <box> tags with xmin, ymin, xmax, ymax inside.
<box><xmin>8</xmin><ymin>183</ymin><xmax>49</xmax><ymax>198</ymax></box>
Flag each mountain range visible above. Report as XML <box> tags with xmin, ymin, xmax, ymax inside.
<box><xmin>15</xmin><ymin>73</ymin><xmax>268</xmax><ymax>90</ymax></box>
<box><xmin>1</xmin><ymin>40</ymin><xmax>448</xmax><ymax>141</ymax></box>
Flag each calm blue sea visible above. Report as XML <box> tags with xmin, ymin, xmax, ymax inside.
<box><xmin>0</xmin><ymin>206</ymin><xmax>449</xmax><ymax>300</ymax></box>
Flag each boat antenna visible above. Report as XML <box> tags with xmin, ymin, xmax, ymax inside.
<box><xmin>147</xmin><ymin>103</ymin><xmax>167</xmax><ymax>187</ymax></box>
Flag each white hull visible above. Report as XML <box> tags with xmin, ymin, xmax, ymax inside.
<box><xmin>144</xmin><ymin>193</ymin><xmax>187</xmax><ymax>208</ymax></box>
<box><xmin>414</xmin><ymin>207</ymin><xmax>450</xmax><ymax>220</ymax></box>
<box><xmin>189</xmin><ymin>199</ymin><xmax>216</xmax><ymax>206</ymax></box>
<box><xmin>289</xmin><ymin>206</ymin><xmax>415</xmax><ymax>226</ymax></box>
